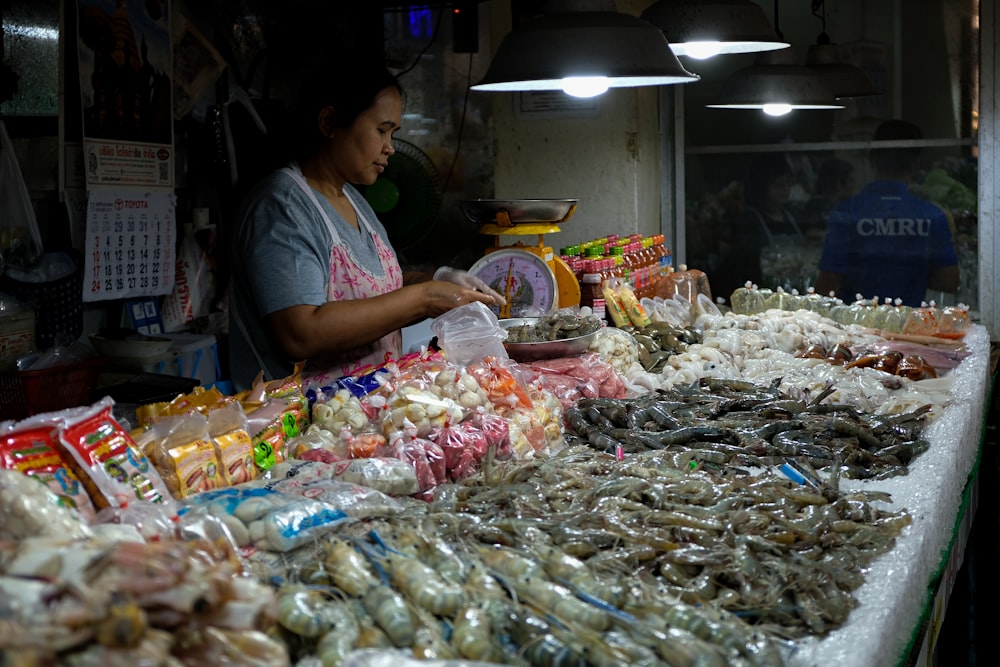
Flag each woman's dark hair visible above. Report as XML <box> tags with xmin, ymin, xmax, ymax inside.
<box><xmin>288</xmin><ymin>60</ymin><xmax>404</xmax><ymax>161</ymax></box>
<box><xmin>744</xmin><ymin>154</ymin><xmax>792</xmax><ymax>209</ymax></box>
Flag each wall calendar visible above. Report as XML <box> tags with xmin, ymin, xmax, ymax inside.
<box><xmin>83</xmin><ymin>190</ymin><xmax>176</xmax><ymax>302</ymax></box>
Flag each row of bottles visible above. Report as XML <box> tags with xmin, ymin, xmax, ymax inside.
<box><xmin>561</xmin><ymin>233</ymin><xmax>673</xmax><ymax>326</ymax></box>
<box><xmin>729</xmin><ymin>284</ymin><xmax>971</xmax><ymax>337</ymax></box>
<box><xmin>560</xmin><ymin>233</ymin><xmax>673</xmax><ymax>302</ymax></box>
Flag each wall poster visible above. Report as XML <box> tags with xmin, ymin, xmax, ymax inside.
<box><xmin>75</xmin><ymin>0</ymin><xmax>174</xmax><ymax>188</ymax></box>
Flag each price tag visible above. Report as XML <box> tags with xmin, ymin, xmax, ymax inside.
<box><xmin>83</xmin><ymin>190</ymin><xmax>176</xmax><ymax>302</ymax></box>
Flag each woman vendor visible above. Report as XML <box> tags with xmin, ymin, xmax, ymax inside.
<box><xmin>229</xmin><ymin>62</ymin><xmax>503</xmax><ymax>391</ymax></box>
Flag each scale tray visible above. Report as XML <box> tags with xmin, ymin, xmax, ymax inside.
<box><xmin>461</xmin><ymin>199</ymin><xmax>578</xmax><ymax>225</ymax></box>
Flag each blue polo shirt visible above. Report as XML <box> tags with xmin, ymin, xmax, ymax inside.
<box><xmin>818</xmin><ymin>180</ymin><xmax>957</xmax><ymax>306</ymax></box>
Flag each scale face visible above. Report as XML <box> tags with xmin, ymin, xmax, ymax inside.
<box><xmin>469</xmin><ymin>248</ymin><xmax>559</xmax><ymax>318</ymax></box>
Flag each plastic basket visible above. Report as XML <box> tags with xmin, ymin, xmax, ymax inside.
<box><xmin>0</xmin><ymin>357</ymin><xmax>103</xmax><ymax>421</ymax></box>
<box><xmin>0</xmin><ymin>250</ymin><xmax>84</xmax><ymax>350</ymax></box>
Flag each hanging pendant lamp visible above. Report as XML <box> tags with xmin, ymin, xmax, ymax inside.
<box><xmin>707</xmin><ymin>46</ymin><xmax>843</xmax><ymax>116</ymax></box>
<box><xmin>806</xmin><ymin>39</ymin><xmax>877</xmax><ymax>98</ymax></box>
<box><xmin>804</xmin><ymin>0</ymin><xmax>877</xmax><ymax>98</ymax></box>
<box><xmin>640</xmin><ymin>0</ymin><xmax>789</xmax><ymax>60</ymax></box>
<box><xmin>470</xmin><ymin>9</ymin><xmax>698</xmax><ymax>98</ymax></box>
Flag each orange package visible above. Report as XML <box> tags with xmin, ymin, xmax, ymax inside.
<box><xmin>466</xmin><ymin>356</ymin><xmax>533</xmax><ymax>411</ymax></box>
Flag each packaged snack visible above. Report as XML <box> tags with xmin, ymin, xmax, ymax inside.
<box><xmin>244</xmin><ymin>395</ymin><xmax>309</xmax><ymax>471</ymax></box>
<box><xmin>136</xmin><ymin>412</ymin><xmax>228</xmax><ymax>498</ymax></box>
<box><xmin>0</xmin><ymin>421</ymin><xmax>98</xmax><ymax>521</ymax></box>
<box><xmin>207</xmin><ymin>401</ymin><xmax>257</xmax><ymax>487</ymax></box>
<box><xmin>56</xmin><ymin>398</ymin><xmax>172</xmax><ymax>509</ymax></box>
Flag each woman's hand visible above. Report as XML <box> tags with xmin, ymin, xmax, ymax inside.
<box><xmin>433</xmin><ymin>266</ymin><xmax>506</xmax><ymax>304</ymax></box>
<box><xmin>421</xmin><ymin>280</ymin><xmax>503</xmax><ymax>318</ymax></box>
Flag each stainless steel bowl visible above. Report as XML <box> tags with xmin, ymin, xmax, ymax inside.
<box><xmin>460</xmin><ymin>199</ymin><xmax>578</xmax><ymax>225</ymax></box>
<box><xmin>500</xmin><ymin>317</ymin><xmax>599</xmax><ymax>362</ymax></box>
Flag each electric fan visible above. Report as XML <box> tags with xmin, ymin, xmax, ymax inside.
<box><xmin>362</xmin><ymin>138</ymin><xmax>443</xmax><ymax>252</ymax></box>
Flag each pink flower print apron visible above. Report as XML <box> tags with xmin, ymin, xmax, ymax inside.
<box><xmin>282</xmin><ymin>166</ymin><xmax>403</xmax><ymax>388</ymax></box>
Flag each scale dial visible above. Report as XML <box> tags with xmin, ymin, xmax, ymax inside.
<box><xmin>469</xmin><ymin>248</ymin><xmax>559</xmax><ymax>318</ymax></box>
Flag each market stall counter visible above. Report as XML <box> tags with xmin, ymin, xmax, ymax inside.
<box><xmin>0</xmin><ymin>296</ymin><xmax>991</xmax><ymax>667</ymax></box>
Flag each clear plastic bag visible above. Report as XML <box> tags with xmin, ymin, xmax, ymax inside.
<box><xmin>0</xmin><ymin>119</ymin><xmax>43</xmax><ymax>271</ymax></box>
<box><xmin>430</xmin><ymin>301</ymin><xmax>509</xmax><ymax>366</ymax></box>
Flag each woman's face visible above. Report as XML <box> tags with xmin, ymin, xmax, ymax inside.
<box><xmin>331</xmin><ymin>86</ymin><xmax>402</xmax><ymax>186</ymax></box>
<box><xmin>767</xmin><ymin>174</ymin><xmax>793</xmax><ymax>205</ymax></box>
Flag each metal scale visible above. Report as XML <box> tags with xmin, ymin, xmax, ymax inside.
<box><xmin>462</xmin><ymin>199</ymin><xmax>582</xmax><ymax>318</ymax></box>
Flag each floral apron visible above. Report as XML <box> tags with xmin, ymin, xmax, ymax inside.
<box><xmin>282</xmin><ymin>166</ymin><xmax>403</xmax><ymax>388</ymax></box>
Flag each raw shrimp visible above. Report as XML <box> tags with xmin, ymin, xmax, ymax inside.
<box><xmin>360</xmin><ymin>584</ymin><xmax>415</xmax><ymax>648</ymax></box>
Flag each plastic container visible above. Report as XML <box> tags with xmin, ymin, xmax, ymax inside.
<box><xmin>162</xmin><ymin>333</ymin><xmax>220</xmax><ymax>387</ymax></box>
<box><xmin>0</xmin><ymin>250</ymin><xmax>83</xmax><ymax>349</ymax></box>
<box><xmin>0</xmin><ymin>291</ymin><xmax>35</xmax><ymax>371</ymax></box>
<box><xmin>0</xmin><ymin>357</ymin><xmax>103</xmax><ymax>420</ymax></box>
<box><xmin>105</xmin><ymin>350</ymin><xmax>180</xmax><ymax>376</ymax></box>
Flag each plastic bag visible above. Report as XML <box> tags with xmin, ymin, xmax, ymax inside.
<box><xmin>181</xmin><ymin>485</ymin><xmax>349</xmax><ymax>552</ymax></box>
<box><xmin>161</xmin><ymin>223</ymin><xmax>215</xmax><ymax>332</ymax></box>
<box><xmin>0</xmin><ymin>119</ymin><xmax>42</xmax><ymax>271</ymax></box>
<box><xmin>430</xmin><ymin>301</ymin><xmax>508</xmax><ymax>366</ymax></box>
<box><xmin>0</xmin><ymin>468</ymin><xmax>90</xmax><ymax>539</ymax></box>
<box><xmin>0</xmin><ymin>420</ymin><xmax>98</xmax><ymax>522</ymax></box>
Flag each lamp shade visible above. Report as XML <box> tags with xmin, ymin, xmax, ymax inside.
<box><xmin>641</xmin><ymin>0</ymin><xmax>789</xmax><ymax>59</ymax></box>
<box><xmin>470</xmin><ymin>11</ymin><xmax>699</xmax><ymax>96</ymax></box>
<box><xmin>806</xmin><ymin>42</ymin><xmax>878</xmax><ymax>98</ymax></box>
<box><xmin>707</xmin><ymin>47</ymin><xmax>843</xmax><ymax>114</ymax></box>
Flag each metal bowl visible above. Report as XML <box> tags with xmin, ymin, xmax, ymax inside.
<box><xmin>460</xmin><ymin>199</ymin><xmax>578</xmax><ymax>225</ymax></box>
<box><xmin>500</xmin><ymin>317</ymin><xmax>599</xmax><ymax>362</ymax></box>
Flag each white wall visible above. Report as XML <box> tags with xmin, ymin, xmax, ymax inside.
<box><xmin>486</xmin><ymin>0</ymin><xmax>666</xmax><ymax>250</ymax></box>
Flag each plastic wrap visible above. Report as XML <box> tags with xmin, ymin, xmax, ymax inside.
<box><xmin>182</xmin><ymin>486</ymin><xmax>349</xmax><ymax>552</ymax></box>
<box><xmin>430</xmin><ymin>301</ymin><xmax>508</xmax><ymax>366</ymax></box>
<box><xmin>378</xmin><ymin>430</ymin><xmax>447</xmax><ymax>499</ymax></box>
<box><xmin>330</xmin><ymin>457</ymin><xmax>421</xmax><ymax>496</ymax></box>
<box><xmin>0</xmin><ymin>467</ymin><xmax>89</xmax><ymax>539</ymax></box>
<box><xmin>56</xmin><ymin>398</ymin><xmax>172</xmax><ymax>509</ymax></box>
<box><xmin>207</xmin><ymin>401</ymin><xmax>258</xmax><ymax>486</ymax></box>
<box><xmin>0</xmin><ymin>420</ymin><xmax>98</xmax><ymax>521</ymax></box>
<box><xmin>136</xmin><ymin>412</ymin><xmax>228</xmax><ymax>498</ymax></box>
<box><xmin>244</xmin><ymin>394</ymin><xmax>309</xmax><ymax>471</ymax></box>
<box><xmin>426</xmin><ymin>419</ymin><xmax>489</xmax><ymax>481</ymax></box>
<box><xmin>465</xmin><ymin>355</ymin><xmax>533</xmax><ymax>411</ymax></box>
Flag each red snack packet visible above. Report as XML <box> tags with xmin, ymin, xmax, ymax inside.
<box><xmin>57</xmin><ymin>400</ymin><xmax>172</xmax><ymax>509</ymax></box>
<box><xmin>0</xmin><ymin>423</ymin><xmax>98</xmax><ymax>522</ymax></box>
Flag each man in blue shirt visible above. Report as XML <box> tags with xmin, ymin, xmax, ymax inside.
<box><xmin>814</xmin><ymin>120</ymin><xmax>959</xmax><ymax>306</ymax></box>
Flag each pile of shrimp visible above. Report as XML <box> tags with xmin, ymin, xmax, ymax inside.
<box><xmin>563</xmin><ymin>378</ymin><xmax>934</xmax><ymax>480</ymax></box>
<box><xmin>264</xmin><ymin>444</ymin><xmax>911</xmax><ymax>667</ymax></box>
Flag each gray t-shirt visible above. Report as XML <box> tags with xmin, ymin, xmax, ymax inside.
<box><xmin>229</xmin><ymin>162</ymin><xmax>391</xmax><ymax>390</ymax></box>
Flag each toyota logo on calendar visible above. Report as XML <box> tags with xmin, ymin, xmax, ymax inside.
<box><xmin>83</xmin><ymin>190</ymin><xmax>176</xmax><ymax>302</ymax></box>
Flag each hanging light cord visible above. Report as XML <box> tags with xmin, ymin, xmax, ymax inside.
<box><xmin>773</xmin><ymin>0</ymin><xmax>784</xmax><ymax>40</ymax></box>
<box><xmin>442</xmin><ymin>52</ymin><xmax>473</xmax><ymax>193</ymax></box>
<box><xmin>397</xmin><ymin>7</ymin><xmax>446</xmax><ymax>78</ymax></box>
<box><xmin>811</xmin><ymin>0</ymin><xmax>831</xmax><ymax>44</ymax></box>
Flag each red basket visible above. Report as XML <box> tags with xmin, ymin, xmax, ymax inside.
<box><xmin>0</xmin><ymin>357</ymin><xmax>103</xmax><ymax>421</ymax></box>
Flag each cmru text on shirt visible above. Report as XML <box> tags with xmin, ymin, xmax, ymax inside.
<box><xmin>856</xmin><ymin>218</ymin><xmax>931</xmax><ymax>237</ymax></box>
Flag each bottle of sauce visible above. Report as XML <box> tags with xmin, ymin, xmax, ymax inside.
<box><xmin>578</xmin><ymin>259</ymin><xmax>607</xmax><ymax>323</ymax></box>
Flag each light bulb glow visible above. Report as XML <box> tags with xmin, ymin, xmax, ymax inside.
<box><xmin>681</xmin><ymin>41</ymin><xmax>723</xmax><ymax>60</ymax></box>
<box><xmin>561</xmin><ymin>76</ymin><xmax>610</xmax><ymax>98</ymax></box>
<box><xmin>762</xmin><ymin>103</ymin><xmax>793</xmax><ymax>116</ymax></box>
